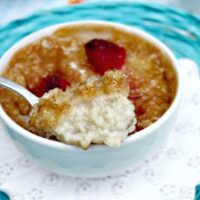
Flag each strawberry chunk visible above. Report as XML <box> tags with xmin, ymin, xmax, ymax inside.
<box><xmin>29</xmin><ymin>74</ymin><xmax>70</xmax><ymax>97</ymax></box>
<box><xmin>85</xmin><ymin>39</ymin><xmax>126</xmax><ymax>75</ymax></box>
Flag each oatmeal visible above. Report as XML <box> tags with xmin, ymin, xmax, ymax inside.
<box><xmin>0</xmin><ymin>24</ymin><xmax>177</xmax><ymax>143</ymax></box>
<box><xmin>29</xmin><ymin>71</ymin><xmax>136</xmax><ymax>149</ymax></box>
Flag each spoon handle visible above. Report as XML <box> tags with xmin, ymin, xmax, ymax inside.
<box><xmin>0</xmin><ymin>76</ymin><xmax>39</xmax><ymax>106</ymax></box>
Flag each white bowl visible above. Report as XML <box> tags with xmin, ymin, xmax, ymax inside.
<box><xmin>0</xmin><ymin>21</ymin><xmax>182</xmax><ymax>177</ymax></box>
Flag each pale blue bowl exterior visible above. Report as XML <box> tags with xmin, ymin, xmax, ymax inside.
<box><xmin>1</xmin><ymin>109</ymin><xmax>177</xmax><ymax>177</ymax></box>
<box><xmin>0</xmin><ymin>20</ymin><xmax>182</xmax><ymax>177</ymax></box>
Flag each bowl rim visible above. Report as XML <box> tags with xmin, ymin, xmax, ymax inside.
<box><xmin>0</xmin><ymin>20</ymin><xmax>183</xmax><ymax>152</ymax></box>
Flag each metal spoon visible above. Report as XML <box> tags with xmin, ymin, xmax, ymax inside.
<box><xmin>0</xmin><ymin>76</ymin><xmax>39</xmax><ymax>106</ymax></box>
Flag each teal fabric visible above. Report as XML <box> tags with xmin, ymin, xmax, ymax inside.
<box><xmin>0</xmin><ymin>191</ymin><xmax>10</xmax><ymax>200</ymax></box>
<box><xmin>196</xmin><ymin>185</ymin><xmax>200</xmax><ymax>200</ymax></box>
<box><xmin>0</xmin><ymin>2</ymin><xmax>199</xmax><ymax>66</ymax></box>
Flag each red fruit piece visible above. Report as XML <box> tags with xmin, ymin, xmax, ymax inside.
<box><xmin>30</xmin><ymin>74</ymin><xmax>70</xmax><ymax>97</ymax></box>
<box><xmin>85</xmin><ymin>39</ymin><xmax>126</xmax><ymax>75</ymax></box>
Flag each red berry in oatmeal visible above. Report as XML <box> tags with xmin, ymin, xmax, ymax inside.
<box><xmin>85</xmin><ymin>39</ymin><xmax>126</xmax><ymax>75</ymax></box>
<box><xmin>30</xmin><ymin>74</ymin><xmax>70</xmax><ymax>97</ymax></box>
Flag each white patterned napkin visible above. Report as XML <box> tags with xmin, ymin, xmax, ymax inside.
<box><xmin>0</xmin><ymin>58</ymin><xmax>200</xmax><ymax>200</ymax></box>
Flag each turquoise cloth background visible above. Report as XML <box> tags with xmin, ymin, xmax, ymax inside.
<box><xmin>196</xmin><ymin>185</ymin><xmax>200</xmax><ymax>200</ymax></box>
<box><xmin>0</xmin><ymin>0</ymin><xmax>200</xmax><ymax>25</ymax></box>
<box><xmin>0</xmin><ymin>191</ymin><xmax>10</xmax><ymax>200</ymax></box>
<box><xmin>0</xmin><ymin>2</ymin><xmax>199</xmax><ymax>66</ymax></box>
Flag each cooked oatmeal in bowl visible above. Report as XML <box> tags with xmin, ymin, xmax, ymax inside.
<box><xmin>0</xmin><ymin>21</ymin><xmax>182</xmax><ymax>176</ymax></box>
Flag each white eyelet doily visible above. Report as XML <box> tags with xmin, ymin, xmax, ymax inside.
<box><xmin>0</xmin><ymin>58</ymin><xmax>200</xmax><ymax>200</ymax></box>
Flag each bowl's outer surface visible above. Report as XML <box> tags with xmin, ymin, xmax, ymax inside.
<box><xmin>2</xmin><ymin>109</ymin><xmax>178</xmax><ymax>177</ymax></box>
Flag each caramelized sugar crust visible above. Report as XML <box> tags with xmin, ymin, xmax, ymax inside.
<box><xmin>0</xmin><ymin>24</ymin><xmax>177</xmax><ymax>133</ymax></box>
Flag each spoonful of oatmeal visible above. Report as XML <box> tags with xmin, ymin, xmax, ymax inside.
<box><xmin>29</xmin><ymin>70</ymin><xmax>137</xmax><ymax>149</ymax></box>
<box><xmin>0</xmin><ymin>76</ymin><xmax>39</xmax><ymax>106</ymax></box>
